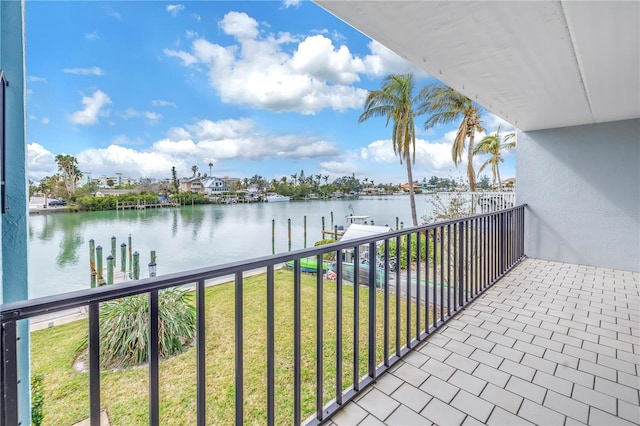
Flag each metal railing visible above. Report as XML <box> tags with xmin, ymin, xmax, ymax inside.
<box><xmin>1</xmin><ymin>205</ymin><xmax>525</xmax><ymax>425</ymax></box>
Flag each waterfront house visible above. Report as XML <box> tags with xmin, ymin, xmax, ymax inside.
<box><xmin>179</xmin><ymin>177</ymin><xmax>204</xmax><ymax>193</ymax></box>
<box><xmin>200</xmin><ymin>177</ymin><xmax>229</xmax><ymax>196</ymax></box>
<box><xmin>1</xmin><ymin>1</ymin><xmax>638</xmax><ymax>425</ymax></box>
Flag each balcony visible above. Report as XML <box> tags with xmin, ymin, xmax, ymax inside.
<box><xmin>2</xmin><ymin>205</ymin><xmax>638</xmax><ymax>425</ymax></box>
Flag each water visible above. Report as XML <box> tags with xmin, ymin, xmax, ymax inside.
<box><xmin>29</xmin><ymin>196</ymin><xmax>417</xmax><ymax>298</ymax></box>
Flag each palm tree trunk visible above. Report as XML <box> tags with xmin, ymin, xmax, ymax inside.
<box><xmin>496</xmin><ymin>161</ymin><xmax>502</xmax><ymax>192</ymax></box>
<box><xmin>467</xmin><ymin>135</ymin><xmax>477</xmax><ymax>192</ymax></box>
<box><xmin>406</xmin><ymin>157</ymin><xmax>418</xmax><ymax>226</ymax></box>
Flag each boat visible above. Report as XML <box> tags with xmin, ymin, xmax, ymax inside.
<box><xmin>328</xmin><ymin>261</ymin><xmax>385</xmax><ymax>288</ymax></box>
<box><xmin>264</xmin><ymin>193</ymin><xmax>290</xmax><ymax>202</ymax></box>
<box><xmin>285</xmin><ymin>257</ymin><xmax>328</xmax><ymax>273</ymax></box>
<box><xmin>306</xmin><ymin>193</ymin><xmax>320</xmax><ymax>200</ymax></box>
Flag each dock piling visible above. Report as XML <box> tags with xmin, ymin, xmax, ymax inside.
<box><xmin>133</xmin><ymin>251</ymin><xmax>140</xmax><ymax>280</ymax></box>
<box><xmin>96</xmin><ymin>246</ymin><xmax>103</xmax><ymax>284</ymax></box>
<box><xmin>106</xmin><ymin>255</ymin><xmax>114</xmax><ymax>285</ymax></box>
<box><xmin>121</xmin><ymin>243</ymin><xmax>126</xmax><ymax>272</ymax></box>
<box><xmin>304</xmin><ymin>215</ymin><xmax>307</xmax><ymax>248</ymax></box>
<box><xmin>272</xmin><ymin>219</ymin><xmax>275</xmax><ymax>255</ymax></box>
<box><xmin>89</xmin><ymin>239</ymin><xmax>96</xmax><ymax>276</ymax></box>
<box><xmin>111</xmin><ymin>236</ymin><xmax>116</xmax><ymax>259</ymax></box>
<box><xmin>288</xmin><ymin>218</ymin><xmax>291</xmax><ymax>252</ymax></box>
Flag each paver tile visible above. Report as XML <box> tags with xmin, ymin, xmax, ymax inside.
<box><xmin>419</xmin><ymin>343</ymin><xmax>452</xmax><ymax>362</ymax></box>
<box><xmin>385</xmin><ymin>405</ymin><xmax>429</xmax><ymax>425</ymax></box>
<box><xmin>518</xmin><ymin>399</ymin><xmax>565</xmax><ymax>425</ymax></box>
<box><xmin>491</xmin><ymin>343</ymin><xmax>523</xmax><ymax>362</ymax></box>
<box><xmin>420</xmin><ymin>358</ymin><xmax>456</xmax><ymax>381</ymax></box>
<box><xmin>390</xmin><ymin>382</ymin><xmax>432</xmax><ymax>413</ymax></box>
<box><xmin>393</xmin><ymin>362</ymin><xmax>430</xmax><ymax>387</ymax></box>
<box><xmin>373</xmin><ymin>372</ymin><xmax>403</xmax><ymax>395</ymax></box>
<box><xmin>331</xmin><ymin>401</ymin><xmax>368</xmax><ymax>426</ymax></box>
<box><xmin>448</xmin><ymin>370</ymin><xmax>487</xmax><ymax>395</ymax></box>
<box><xmin>450</xmin><ymin>390</ymin><xmax>494</xmax><ymax>423</ymax></box>
<box><xmin>555</xmin><ymin>364</ymin><xmax>595</xmax><ymax>388</ymax></box>
<box><xmin>543</xmin><ymin>390</ymin><xmax>589</xmax><ymax>423</ymax></box>
<box><xmin>589</xmin><ymin>407</ymin><xmax>636</xmax><ymax>426</ymax></box>
<box><xmin>532</xmin><ymin>370</ymin><xmax>573</xmax><ymax>396</ymax></box>
<box><xmin>444</xmin><ymin>352</ymin><xmax>479</xmax><ymax>374</ymax></box>
<box><xmin>594</xmin><ymin>376</ymin><xmax>639</xmax><ymax>404</ymax></box>
<box><xmin>618</xmin><ymin>399</ymin><xmax>640</xmax><ymax>424</ymax></box>
<box><xmin>469</xmin><ymin>348</ymin><xmax>503</xmax><ymax>368</ymax></box>
<box><xmin>443</xmin><ymin>339</ymin><xmax>476</xmax><ymax>357</ymax></box>
<box><xmin>356</xmin><ymin>388</ymin><xmax>400</xmax><ymax>422</ymax></box>
<box><xmin>420</xmin><ymin>395</ymin><xmax>466</xmax><ymax>426</ymax></box>
<box><xmin>618</xmin><ymin>370</ymin><xmax>640</xmax><ymax>390</ymax></box>
<box><xmin>472</xmin><ymin>363</ymin><xmax>511</xmax><ymax>387</ymax></box>
<box><xmin>542</xmin><ymin>348</ymin><xmax>579</xmax><ymax>369</ymax></box>
<box><xmin>578</xmin><ymin>359</ymin><xmax>617</xmax><ymax>381</ymax></box>
<box><xmin>521</xmin><ymin>353</ymin><xmax>557</xmax><ymax>374</ymax></box>
<box><xmin>419</xmin><ymin>375</ymin><xmax>460</xmax><ymax>403</ymax></box>
<box><xmin>499</xmin><ymin>358</ymin><xmax>536</xmax><ymax>381</ymax></box>
<box><xmin>480</xmin><ymin>383</ymin><xmax>523</xmax><ymax>414</ymax></box>
<box><xmin>487</xmin><ymin>406</ymin><xmax>534</xmax><ymax>426</ymax></box>
<box><xmin>505</xmin><ymin>376</ymin><xmax>547</xmax><ymax>403</ymax></box>
<box><xmin>572</xmin><ymin>383</ymin><xmax>617</xmax><ymax>414</ymax></box>
<box><xmin>359</xmin><ymin>414</ymin><xmax>386</xmax><ymax>425</ymax></box>
<box><xmin>465</xmin><ymin>335</ymin><xmax>495</xmax><ymax>352</ymax></box>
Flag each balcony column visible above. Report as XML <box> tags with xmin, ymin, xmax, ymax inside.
<box><xmin>1</xmin><ymin>0</ymin><xmax>30</xmax><ymax>424</ymax></box>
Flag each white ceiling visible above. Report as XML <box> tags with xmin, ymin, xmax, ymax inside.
<box><xmin>315</xmin><ymin>1</ymin><xmax>640</xmax><ymax>131</ymax></box>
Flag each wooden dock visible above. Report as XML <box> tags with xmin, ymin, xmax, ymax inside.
<box><xmin>116</xmin><ymin>201</ymin><xmax>180</xmax><ymax>211</ymax></box>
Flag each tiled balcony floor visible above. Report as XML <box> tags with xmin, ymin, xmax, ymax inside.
<box><xmin>328</xmin><ymin>258</ymin><xmax>640</xmax><ymax>425</ymax></box>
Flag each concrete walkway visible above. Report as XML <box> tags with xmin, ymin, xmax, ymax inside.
<box><xmin>327</xmin><ymin>258</ymin><xmax>640</xmax><ymax>425</ymax></box>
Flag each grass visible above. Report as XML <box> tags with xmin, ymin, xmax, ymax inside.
<box><xmin>31</xmin><ymin>269</ymin><xmax>413</xmax><ymax>425</ymax></box>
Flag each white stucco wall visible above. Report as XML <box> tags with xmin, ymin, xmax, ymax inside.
<box><xmin>518</xmin><ymin>119</ymin><xmax>639</xmax><ymax>271</ymax></box>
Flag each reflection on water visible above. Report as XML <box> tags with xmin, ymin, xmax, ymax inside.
<box><xmin>29</xmin><ymin>197</ymin><xmax>416</xmax><ymax>298</ymax></box>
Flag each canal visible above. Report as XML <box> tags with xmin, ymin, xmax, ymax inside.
<box><xmin>29</xmin><ymin>196</ymin><xmax>423</xmax><ymax>298</ymax></box>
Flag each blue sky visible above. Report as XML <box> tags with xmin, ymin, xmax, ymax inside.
<box><xmin>25</xmin><ymin>0</ymin><xmax>516</xmax><ymax>184</ymax></box>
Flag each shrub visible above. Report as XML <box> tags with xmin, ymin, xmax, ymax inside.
<box><xmin>31</xmin><ymin>373</ymin><xmax>45</xmax><ymax>426</ymax></box>
<box><xmin>378</xmin><ymin>233</ymin><xmax>434</xmax><ymax>269</ymax></box>
<box><xmin>79</xmin><ymin>288</ymin><xmax>196</xmax><ymax>369</ymax></box>
<box><xmin>314</xmin><ymin>238</ymin><xmax>338</xmax><ymax>260</ymax></box>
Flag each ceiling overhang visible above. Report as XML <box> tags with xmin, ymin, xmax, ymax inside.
<box><xmin>315</xmin><ymin>1</ymin><xmax>640</xmax><ymax>131</ymax></box>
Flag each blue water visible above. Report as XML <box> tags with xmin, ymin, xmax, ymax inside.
<box><xmin>29</xmin><ymin>196</ymin><xmax>423</xmax><ymax>298</ymax></box>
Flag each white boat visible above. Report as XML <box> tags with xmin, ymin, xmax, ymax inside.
<box><xmin>264</xmin><ymin>193</ymin><xmax>290</xmax><ymax>202</ymax></box>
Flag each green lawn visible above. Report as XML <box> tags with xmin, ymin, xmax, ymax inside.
<box><xmin>31</xmin><ymin>269</ymin><xmax>413</xmax><ymax>425</ymax></box>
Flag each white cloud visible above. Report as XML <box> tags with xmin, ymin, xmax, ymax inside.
<box><xmin>219</xmin><ymin>11</ymin><xmax>259</xmax><ymax>39</ymax></box>
<box><xmin>85</xmin><ymin>32</ymin><xmax>100</xmax><ymax>41</ymax></box>
<box><xmin>63</xmin><ymin>66</ymin><xmax>105</xmax><ymax>76</ymax></box>
<box><xmin>185</xmin><ymin>30</ymin><xmax>199</xmax><ymax>39</ymax></box>
<box><xmin>27</xmin><ymin>143</ymin><xmax>57</xmax><ymax>181</ymax></box>
<box><xmin>111</xmin><ymin>135</ymin><xmax>144</xmax><ymax>146</ymax></box>
<box><xmin>151</xmin><ymin>99</ymin><xmax>177</xmax><ymax>107</ymax></box>
<box><xmin>164</xmin><ymin>48</ymin><xmax>198</xmax><ymax>66</ymax></box>
<box><xmin>143</xmin><ymin>111</ymin><xmax>162</xmax><ymax>122</ymax></box>
<box><xmin>283</xmin><ymin>0</ymin><xmax>301</xmax><ymax>8</ymax></box>
<box><xmin>29</xmin><ymin>117</ymin><xmax>340</xmax><ymax>180</ymax></box>
<box><xmin>71</xmin><ymin>90</ymin><xmax>111</xmax><ymax>125</ymax></box>
<box><xmin>119</xmin><ymin>108</ymin><xmax>140</xmax><ymax>119</ymax></box>
<box><xmin>27</xmin><ymin>76</ymin><xmax>47</xmax><ymax>83</ymax></box>
<box><xmin>41</xmin><ymin>117</ymin><xmax>50</xmax><ymax>124</ymax></box>
<box><xmin>164</xmin><ymin>11</ymin><xmax>430</xmax><ymax>116</ymax></box>
<box><xmin>483</xmin><ymin>111</ymin><xmax>516</xmax><ymax>134</ymax></box>
<box><xmin>166</xmin><ymin>4</ymin><xmax>185</xmax><ymax>16</ymax></box>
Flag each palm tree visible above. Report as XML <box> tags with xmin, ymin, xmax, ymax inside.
<box><xmin>359</xmin><ymin>74</ymin><xmax>426</xmax><ymax>226</ymax></box>
<box><xmin>191</xmin><ymin>165</ymin><xmax>198</xmax><ymax>178</ymax></box>
<box><xmin>420</xmin><ymin>85</ymin><xmax>484</xmax><ymax>191</ymax></box>
<box><xmin>474</xmin><ymin>126</ymin><xmax>516</xmax><ymax>191</ymax></box>
<box><xmin>208</xmin><ymin>162</ymin><xmax>213</xmax><ymax>176</ymax></box>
